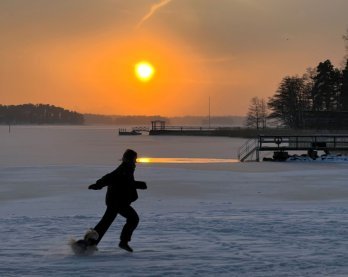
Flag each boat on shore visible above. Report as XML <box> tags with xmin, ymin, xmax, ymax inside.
<box><xmin>118</xmin><ymin>129</ymin><xmax>142</xmax><ymax>136</ymax></box>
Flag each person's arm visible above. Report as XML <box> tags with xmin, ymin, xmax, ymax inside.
<box><xmin>88</xmin><ymin>171</ymin><xmax>116</xmax><ymax>190</ymax></box>
<box><xmin>134</xmin><ymin>181</ymin><xmax>147</xmax><ymax>190</ymax></box>
<box><xmin>88</xmin><ymin>182</ymin><xmax>103</xmax><ymax>190</ymax></box>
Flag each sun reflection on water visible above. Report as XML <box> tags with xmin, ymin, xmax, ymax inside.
<box><xmin>137</xmin><ymin>157</ymin><xmax>238</xmax><ymax>164</ymax></box>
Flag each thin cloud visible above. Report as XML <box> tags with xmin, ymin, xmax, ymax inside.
<box><xmin>196</xmin><ymin>56</ymin><xmax>237</xmax><ymax>64</ymax></box>
<box><xmin>136</xmin><ymin>0</ymin><xmax>172</xmax><ymax>29</ymax></box>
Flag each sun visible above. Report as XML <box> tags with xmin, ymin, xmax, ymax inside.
<box><xmin>134</xmin><ymin>61</ymin><xmax>155</xmax><ymax>82</ymax></box>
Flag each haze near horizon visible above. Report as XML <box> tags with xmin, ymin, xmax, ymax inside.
<box><xmin>1</xmin><ymin>0</ymin><xmax>347</xmax><ymax>116</ymax></box>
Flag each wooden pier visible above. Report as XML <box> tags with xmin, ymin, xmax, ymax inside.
<box><xmin>238</xmin><ymin>135</ymin><xmax>348</xmax><ymax>162</ymax></box>
<box><xmin>148</xmin><ymin>120</ymin><xmax>348</xmax><ymax>138</ymax></box>
<box><xmin>149</xmin><ymin>120</ymin><xmax>247</xmax><ymax>136</ymax></box>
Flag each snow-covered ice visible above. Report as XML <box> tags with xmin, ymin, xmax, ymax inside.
<box><xmin>1</xmin><ymin>126</ymin><xmax>348</xmax><ymax>276</ymax></box>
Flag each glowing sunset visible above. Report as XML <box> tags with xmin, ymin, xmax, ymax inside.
<box><xmin>0</xmin><ymin>0</ymin><xmax>347</xmax><ymax>116</ymax></box>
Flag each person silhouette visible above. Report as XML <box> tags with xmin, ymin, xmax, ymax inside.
<box><xmin>88</xmin><ymin>149</ymin><xmax>147</xmax><ymax>252</ymax></box>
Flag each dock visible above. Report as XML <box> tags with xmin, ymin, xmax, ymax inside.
<box><xmin>238</xmin><ymin>135</ymin><xmax>348</xmax><ymax>162</ymax></box>
<box><xmin>148</xmin><ymin>120</ymin><xmax>274</xmax><ymax>137</ymax></box>
<box><xmin>147</xmin><ymin>120</ymin><xmax>348</xmax><ymax>138</ymax></box>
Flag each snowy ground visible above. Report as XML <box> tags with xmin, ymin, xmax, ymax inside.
<box><xmin>1</xmin><ymin>126</ymin><xmax>348</xmax><ymax>276</ymax></box>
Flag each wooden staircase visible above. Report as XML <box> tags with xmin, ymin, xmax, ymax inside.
<box><xmin>238</xmin><ymin>138</ymin><xmax>259</xmax><ymax>162</ymax></box>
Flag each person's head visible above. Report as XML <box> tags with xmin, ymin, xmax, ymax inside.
<box><xmin>122</xmin><ymin>149</ymin><xmax>138</xmax><ymax>164</ymax></box>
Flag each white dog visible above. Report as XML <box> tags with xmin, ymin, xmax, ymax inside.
<box><xmin>70</xmin><ymin>229</ymin><xmax>99</xmax><ymax>255</ymax></box>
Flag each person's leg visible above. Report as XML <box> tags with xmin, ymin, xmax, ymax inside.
<box><xmin>93</xmin><ymin>206</ymin><xmax>118</xmax><ymax>245</ymax></box>
<box><xmin>118</xmin><ymin>206</ymin><xmax>139</xmax><ymax>251</ymax></box>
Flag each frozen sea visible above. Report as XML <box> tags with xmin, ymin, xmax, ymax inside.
<box><xmin>1</xmin><ymin>125</ymin><xmax>348</xmax><ymax>276</ymax></box>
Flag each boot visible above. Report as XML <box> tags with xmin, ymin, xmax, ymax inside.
<box><xmin>119</xmin><ymin>241</ymin><xmax>133</xmax><ymax>252</ymax></box>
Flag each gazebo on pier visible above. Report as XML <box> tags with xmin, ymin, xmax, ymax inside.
<box><xmin>151</xmin><ymin>120</ymin><xmax>166</xmax><ymax>131</ymax></box>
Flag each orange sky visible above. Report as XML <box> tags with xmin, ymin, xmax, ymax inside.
<box><xmin>1</xmin><ymin>0</ymin><xmax>347</xmax><ymax>116</ymax></box>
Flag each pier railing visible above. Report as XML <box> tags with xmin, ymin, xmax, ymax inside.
<box><xmin>258</xmin><ymin>135</ymin><xmax>348</xmax><ymax>151</ymax></box>
<box><xmin>239</xmin><ymin>135</ymin><xmax>348</xmax><ymax>162</ymax></box>
<box><xmin>152</xmin><ymin>125</ymin><xmax>217</xmax><ymax>131</ymax></box>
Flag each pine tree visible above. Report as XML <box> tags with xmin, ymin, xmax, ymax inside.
<box><xmin>268</xmin><ymin>76</ymin><xmax>309</xmax><ymax>128</ymax></box>
<box><xmin>341</xmin><ymin>59</ymin><xmax>348</xmax><ymax>110</ymax></box>
<box><xmin>311</xmin><ymin>60</ymin><xmax>341</xmax><ymax>111</ymax></box>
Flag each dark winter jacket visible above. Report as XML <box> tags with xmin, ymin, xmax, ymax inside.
<box><xmin>92</xmin><ymin>162</ymin><xmax>147</xmax><ymax>207</ymax></box>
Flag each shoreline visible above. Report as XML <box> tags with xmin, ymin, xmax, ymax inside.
<box><xmin>149</xmin><ymin>128</ymin><xmax>348</xmax><ymax>138</ymax></box>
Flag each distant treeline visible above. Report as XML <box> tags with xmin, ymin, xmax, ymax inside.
<box><xmin>0</xmin><ymin>103</ymin><xmax>245</xmax><ymax>126</ymax></box>
<box><xmin>84</xmin><ymin>114</ymin><xmax>245</xmax><ymax>126</ymax></box>
<box><xmin>0</xmin><ymin>104</ymin><xmax>84</xmax><ymax>125</ymax></box>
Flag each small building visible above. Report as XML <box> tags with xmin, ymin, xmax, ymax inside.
<box><xmin>151</xmin><ymin>120</ymin><xmax>166</xmax><ymax>131</ymax></box>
